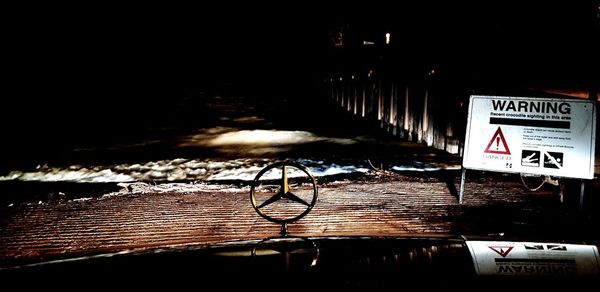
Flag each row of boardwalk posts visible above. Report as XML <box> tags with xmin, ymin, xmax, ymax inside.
<box><xmin>325</xmin><ymin>73</ymin><xmax>465</xmax><ymax>155</ymax></box>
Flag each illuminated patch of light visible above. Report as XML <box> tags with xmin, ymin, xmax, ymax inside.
<box><xmin>206</xmin><ymin>129</ymin><xmax>356</xmax><ymax>146</ymax></box>
<box><xmin>363</xmin><ymin>40</ymin><xmax>375</xmax><ymax>46</ymax></box>
<box><xmin>209</xmin><ymin>130</ymin><xmax>315</xmax><ymax>146</ymax></box>
<box><xmin>177</xmin><ymin>128</ymin><xmax>357</xmax><ymax>149</ymax></box>
<box><xmin>385</xmin><ymin>32</ymin><xmax>391</xmax><ymax>44</ymax></box>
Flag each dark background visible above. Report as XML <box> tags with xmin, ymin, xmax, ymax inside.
<box><xmin>2</xmin><ymin>1</ymin><xmax>598</xmax><ymax>168</ymax></box>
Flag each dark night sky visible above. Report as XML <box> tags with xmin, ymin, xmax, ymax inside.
<box><xmin>8</xmin><ymin>4</ymin><xmax>597</xmax><ymax>83</ymax></box>
<box><xmin>5</xmin><ymin>2</ymin><xmax>597</xmax><ymax>99</ymax></box>
<box><xmin>6</xmin><ymin>5</ymin><xmax>330</xmax><ymax>105</ymax></box>
<box><xmin>2</xmin><ymin>1</ymin><xmax>598</xmax><ymax>160</ymax></box>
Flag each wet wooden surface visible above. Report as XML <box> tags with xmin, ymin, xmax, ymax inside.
<box><xmin>1</xmin><ymin>176</ymin><xmax>597</xmax><ymax>267</ymax></box>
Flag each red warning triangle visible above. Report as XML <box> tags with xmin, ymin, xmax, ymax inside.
<box><xmin>484</xmin><ymin>127</ymin><xmax>511</xmax><ymax>155</ymax></box>
<box><xmin>488</xmin><ymin>246</ymin><xmax>514</xmax><ymax>257</ymax></box>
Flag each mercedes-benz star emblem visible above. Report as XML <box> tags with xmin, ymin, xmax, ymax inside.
<box><xmin>250</xmin><ymin>161</ymin><xmax>318</xmax><ymax>225</ymax></box>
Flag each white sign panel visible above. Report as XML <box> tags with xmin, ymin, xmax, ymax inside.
<box><xmin>466</xmin><ymin>241</ymin><xmax>600</xmax><ymax>276</ymax></box>
<box><xmin>463</xmin><ymin>95</ymin><xmax>596</xmax><ymax>179</ymax></box>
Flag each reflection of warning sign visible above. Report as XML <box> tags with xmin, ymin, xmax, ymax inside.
<box><xmin>544</xmin><ymin>152</ymin><xmax>563</xmax><ymax>169</ymax></box>
<box><xmin>524</xmin><ymin>244</ymin><xmax>544</xmax><ymax>250</ymax></box>
<box><xmin>484</xmin><ymin>127</ymin><xmax>511</xmax><ymax>155</ymax></box>
<box><xmin>488</xmin><ymin>245</ymin><xmax>514</xmax><ymax>257</ymax></box>
<box><xmin>467</xmin><ymin>241</ymin><xmax>600</xmax><ymax>276</ymax></box>
<box><xmin>521</xmin><ymin>150</ymin><xmax>540</xmax><ymax>167</ymax></box>
<box><xmin>547</xmin><ymin>245</ymin><xmax>567</xmax><ymax>251</ymax></box>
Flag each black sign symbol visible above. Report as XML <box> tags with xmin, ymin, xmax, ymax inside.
<box><xmin>521</xmin><ymin>150</ymin><xmax>540</xmax><ymax>167</ymax></box>
<box><xmin>546</xmin><ymin>245</ymin><xmax>567</xmax><ymax>251</ymax></box>
<box><xmin>543</xmin><ymin>152</ymin><xmax>563</xmax><ymax>169</ymax></box>
<box><xmin>524</xmin><ymin>244</ymin><xmax>544</xmax><ymax>250</ymax></box>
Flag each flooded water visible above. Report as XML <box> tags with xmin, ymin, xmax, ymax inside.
<box><xmin>0</xmin><ymin>89</ymin><xmax>461</xmax><ymax>185</ymax></box>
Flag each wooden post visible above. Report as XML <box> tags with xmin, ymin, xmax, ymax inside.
<box><xmin>459</xmin><ymin>167</ymin><xmax>467</xmax><ymax>204</ymax></box>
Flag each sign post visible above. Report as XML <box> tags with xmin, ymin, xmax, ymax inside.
<box><xmin>459</xmin><ymin>95</ymin><xmax>596</xmax><ymax>203</ymax></box>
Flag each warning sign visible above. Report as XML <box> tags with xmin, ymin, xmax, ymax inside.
<box><xmin>488</xmin><ymin>245</ymin><xmax>514</xmax><ymax>257</ymax></box>
<box><xmin>484</xmin><ymin>127</ymin><xmax>511</xmax><ymax>155</ymax></box>
<box><xmin>466</xmin><ymin>241</ymin><xmax>600</xmax><ymax>277</ymax></box>
<box><xmin>463</xmin><ymin>95</ymin><xmax>596</xmax><ymax>179</ymax></box>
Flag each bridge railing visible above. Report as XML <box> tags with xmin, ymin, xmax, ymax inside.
<box><xmin>326</xmin><ymin>73</ymin><xmax>465</xmax><ymax>155</ymax></box>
